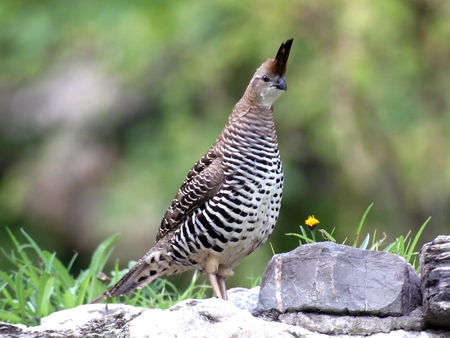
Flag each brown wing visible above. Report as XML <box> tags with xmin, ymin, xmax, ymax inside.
<box><xmin>156</xmin><ymin>147</ymin><xmax>224</xmax><ymax>242</ymax></box>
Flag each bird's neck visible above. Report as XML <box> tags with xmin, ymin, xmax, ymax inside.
<box><xmin>230</xmin><ymin>97</ymin><xmax>275</xmax><ymax>127</ymax></box>
<box><xmin>217</xmin><ymin>97</ymin><xmax>277</xmax><ymax>148</ymax></box>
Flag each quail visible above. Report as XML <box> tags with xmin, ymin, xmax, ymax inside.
<box><xmin>93</xmin><ymin>38</ymin><xmax>293</xmax><ymax>302</ymax></box>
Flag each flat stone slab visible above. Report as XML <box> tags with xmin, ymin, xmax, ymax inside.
<box><xmin>257</xmin><ymin>242</ymin><xmax>422</xmax><ymax>316</ymax></box>
<box><xmin>279</xmin><ymin>308</ymin><xmax>425</xmax><ymax>335</ymax></box>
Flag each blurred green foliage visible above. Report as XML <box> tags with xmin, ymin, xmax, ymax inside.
<box><xmin>0</xmin><ymin>0</ymin><xmax>449</xmax><ymax>289</ymax></box>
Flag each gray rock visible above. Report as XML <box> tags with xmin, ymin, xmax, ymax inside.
<box><xmin>0</xmin><ymin>303</ymin><xmax>145</xmax><ymax>338</ymax></box>
<box><xmin>228</xmin><ymin>286</ymin><xmax>260</xmax><ymax>312</ymax></box>
<box><xmin>278</xmin><ymin>307</ymin><xmax>425</xmax><ymax>335</ymax></box>
<box><xmin>32</xmin><ymin>303</ymin><xmax>143</xmax><ymax>337</ymax></box>
<box><xmin>37</xmin><ymin>303</ymin><xmax>144</xmax><ymax>331</ymax></box>
<box><xmin>0</xmin><ymin>291</ymin><xmax>447</xmax><ymax>337</ymax></box>
<box><xmin>420</xmin><ymin>235</ymin><xmax>450</xmax><ymax>329</ymax></box>
<box><xmin>129</xmin><ymin>297</ymin><xmax>325</xmax><ymax>338</ymax></box>
<box><xmin>257</xmin><ymin>242</ymin><xmax>422</xmax><ymax>316</ymax></box>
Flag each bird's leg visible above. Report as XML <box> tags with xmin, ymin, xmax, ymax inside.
<box><xmin>205</xmin><ymin>255</ymin><xmax>226</xmax><ymax>299</ymax></box>
<box><xmin>217</xmin><ymin>266</ymin><xmax>234</xmax><ymax>300</ymax></box>
<box><xmin>208</xmin><ymin>273</ymin><xmax>224</xmax><ymax>299</ymax></box>
<box><xmin>217</xmin><ymin>276</ymin><xmax>228</xmax><ymax>300</ymax></box>
<box><xmin>205</xmin><ymin>256</ymin><xmax>234</xmax><ymax>299</ymax></box>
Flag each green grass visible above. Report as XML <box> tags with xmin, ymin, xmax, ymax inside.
<box><xmin>0</xmin><ymin>204</ymin><xmax>430</xmax><ymax>326</ymax></box>
<box><xmin>286</xmin><ymin>203</ymin><xmax>430</xmax><ymax>272</ymax></box>
<box><xmin>0</xmin><ymin>228</ymin><xmax>118</xmax><ymax>325</ymax></box>
<box><xmin>0</xmin><ymin>228</ymin><xmax>210</xmax><ymax>326</ymax></box>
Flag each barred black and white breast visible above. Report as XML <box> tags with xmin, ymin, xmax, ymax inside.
<box><xmin>168</xmin><ymin>107</ymin><xmax>284</xmax><ymax>279</ymax></box>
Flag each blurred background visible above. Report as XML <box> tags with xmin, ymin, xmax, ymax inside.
<box><xmin>1</xmin><ymin>0</ymin><xmax>449</xmax><ymax>291</ymax></box>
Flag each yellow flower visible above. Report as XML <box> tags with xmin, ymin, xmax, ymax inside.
<box><xmin>305</xmin><ymin>215</ymin><xmax>320</xmax><ymax>229</ymax></box>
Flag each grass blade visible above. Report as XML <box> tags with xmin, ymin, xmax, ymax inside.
<box><xmin>62</xmin><ymin>288</ymin><xmax>76</xmax><ymax>309</ymax></box>
<box><xmin>37</xmin><ymin>272</ymin><xmax>55</xmax><ymax>317</ymax></box>
<box><xmin>14</xmin><ymin>266</ymin><xmax>27</xmax><ymax>322</ymax></box>
<box><xmin>86</xmin><ymin>234</ymin><xmax>120</xmax><ymax>301</ymax></box>
<box><xmin>318</xmin><ymin>229</ymin><xmax>336</xmax><ymax>242</ymax></box>
<box><xmin>0</xmin><ymin>271</ymin><xmax>15</xmax><ymax>287</ymax></box>
<box><xmin>6</xmin><ymin>229</ymin><xmax>40</xmax><ymax>287</ymax></box>
<box><xmin>0</xmin><ymin>310</ymin><xmax>22</xmax><ymax>323</ymax></box>
<box><xmin>42</xmin><ymin>251</ymin><xmax>74</xmax><ymax>288</ymax></box>
<box><xmin>88</xmin><ymin>234</ymin><xmax>120</xmax><ymax>273</ymax></box>
<box><xmin>353</xmin><ymin>203</ymin><xmax>373</xmax><ymax>247</ymax></box>
<box><xmin>67</xmin><ymin>252</ymin><xmax>78</xmax><ymax>272</ymax></box>
<box><xmin>359</xmin><ymin>233</ymin><xmax>370</xmax><ymax>250</ymax></box>
<box><xmin>74</xmin><ymin>270</ymin><xmax>90</xmax><ymax>306</ymax></box>
<box><xmin>285</xmin><ymin>233</ymin><xmax>315</xmax><ymax>244</ymax></box>
<box><xmin>406</xmin><ymin>217</ymin><xmax>431</xmax><ymax>264</ymax></box>
<box><xmin>20</xmin><ymin>228</ymin><xmax>46</xmax><ymax>262</ymax></box>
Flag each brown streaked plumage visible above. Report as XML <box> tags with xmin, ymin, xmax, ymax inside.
<box><xmin>92</xmin><ymin>38</ymin><xmax>293</xmax><ymax>303</ymax></box>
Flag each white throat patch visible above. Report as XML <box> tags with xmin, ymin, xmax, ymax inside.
<box><xmin>259</xmin><ymin>87</ymin><xmax>284</xmax><ymax>108</ymax></box>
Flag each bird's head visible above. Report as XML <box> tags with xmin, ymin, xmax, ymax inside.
<box><xmin>247</xmin><ymin>38</ymin><xmax>293</xmax><ymax>108</ymax></box>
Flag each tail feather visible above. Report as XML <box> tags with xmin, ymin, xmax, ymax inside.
<box><xmin>110</xmin><ymin>260</ymin><xmax>160</xmax><ymax>295</ymax></box>
<box><xmin>91</xmin><ymin>247</ymin><xmax>179</xmax><ymax>304</ymax></box>
<box><xmin>91</xmin><ymin>259</ymin><xmax>161</xmax><ymax>303</ymax></box>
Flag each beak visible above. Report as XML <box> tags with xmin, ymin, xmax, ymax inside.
<box><xmin>272</xmin><ymin>77</ymin><xmax>287</xmax><ymax>91</ymax></box>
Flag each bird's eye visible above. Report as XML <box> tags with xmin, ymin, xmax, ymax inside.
<box><xmin>261</xmin><ymin>75</ymin><xmax>270</xmax><ymax>82</ymax></box>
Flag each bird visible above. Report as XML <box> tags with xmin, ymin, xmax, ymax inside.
<box><xmin>93</xmin><ymin>38</ymin><xmax>293</xmax><ymax>303</ymax></box>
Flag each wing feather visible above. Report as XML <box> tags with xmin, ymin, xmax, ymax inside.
<box><xmin>156</xmin><ymin>147</ymin><xmax>224</xmax><ymax>241</ymax></box>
